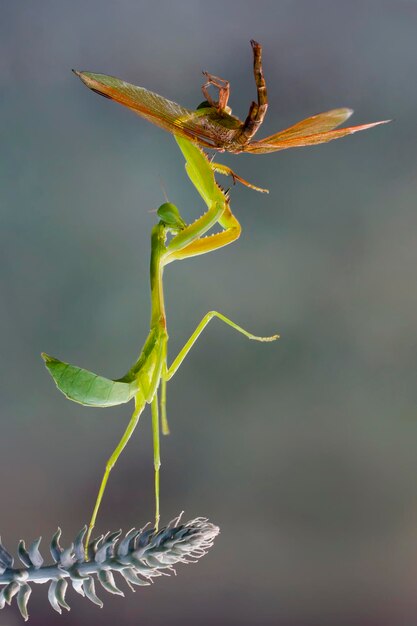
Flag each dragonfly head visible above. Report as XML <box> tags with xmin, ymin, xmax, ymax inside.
<box><xmin>157</xmin><ymin>202</ymin><xmax>187</xmax><ymax>233</ymax></box>
<box><xmin>196</xmin><ymin>100</ymin><xmax>211</xmax><ymax>110</ymax></box>
<box><xmin>196</xmin><ymin>100</ymin><xmax>233</xmax><ymax>115</ymax></box>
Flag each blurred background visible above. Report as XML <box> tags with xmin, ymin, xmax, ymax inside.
<box><xmin>1</xmin><ymin>1</ymin><xmax>417</xmax><ymax>624</ymax></box>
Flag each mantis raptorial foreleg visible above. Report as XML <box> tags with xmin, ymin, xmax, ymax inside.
<box><xmin>164</xmin><ymin>138</ymin><xmax>243</xmax><ymax>262</ymax></box>
<box><xmin>166</xmin><ymin>311</ymin><xmax>278</xmax><ymax>381</ymax></box>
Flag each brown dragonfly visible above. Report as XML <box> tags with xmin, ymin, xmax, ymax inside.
<box><xmin>73</xmin><ymin>41</ymin><xmax>388</xmax><ymax>189</ymax></box>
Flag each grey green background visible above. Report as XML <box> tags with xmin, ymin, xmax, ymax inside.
<box><xmin>1</xmin><ymin>1</ymin><xmax>416</xmax><ymax>624</ymax></box>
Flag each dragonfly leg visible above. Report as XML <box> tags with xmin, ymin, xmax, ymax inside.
<box><xmin>211</xmin><ymin>161</ymin><xmax>269</xmax><ymax>194</ymax></box>
<box><xmin>251</xmin><ymin>40</ymin><xmax>268</xmax><ymax>110</ymax></box>
<box><xmin>239</xmin><ymin>40</ymin><xmax>269</xmax><ymax>144</ymax></box>
<box><xmin>202</xmin><ymin>72</ymin><xmax>230</xmax><ymax>110</ymax></box>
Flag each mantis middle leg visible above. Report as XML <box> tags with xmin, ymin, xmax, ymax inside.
<box><xmin>160</xmin><ymin>362</ymin><xmax>169</xmax><ymax>435</ymax></box>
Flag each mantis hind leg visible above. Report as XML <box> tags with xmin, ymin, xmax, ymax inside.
<box><xmin>84</xmin><ymin>392</ymin><xmax>146</xmax><ymax>557</ymax></box>
<box><xmin>151</xmin><ymin>392</ymin><xmax>161</xmax><ymax>531</ymax></box>
<box><xmin>166</xmin><ymin>311</ymin><xmax>279</xmax><ymax>381</ymax></box>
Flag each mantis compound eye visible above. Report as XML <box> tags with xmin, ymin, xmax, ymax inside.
<box><xmin>157</xmin><ymin>202</ymin><xmax>186</xmax><ymax>231</ymax></box>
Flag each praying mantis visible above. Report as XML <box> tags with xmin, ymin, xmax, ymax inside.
<box><xmin>42</xmin><ymin>135</ymin><xmax>279</xmax><ymax>557</ymax></box>
<box><xmin>43</xmin><ymin>40</ymin><xmax>389</xmax><ymax>560</ymax></box>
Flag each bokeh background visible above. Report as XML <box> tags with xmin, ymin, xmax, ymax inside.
<box><xmin>1</xmin><ymin>1</ymin><xmax>417</xmax><ymax>624</ymax></box>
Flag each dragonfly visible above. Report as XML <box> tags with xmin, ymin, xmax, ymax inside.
<box><xmin>73</xmin><ymin>40</ymin><xmax>389</xmax><ymax>170</ymax></box>
<box><xmin>42</xmin><ymin>136</ymin><xmax>279</xmax><ymax>557</ymax></box>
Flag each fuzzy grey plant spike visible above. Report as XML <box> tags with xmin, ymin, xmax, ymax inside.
<box><xmin>0</xmin><ymin>516</ymin><xmax>219</xmax><ymax>620</ymax></box>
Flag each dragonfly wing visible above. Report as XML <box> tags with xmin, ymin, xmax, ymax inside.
<box><xmin>258</xmin><ymin>108</ymin><xmax>354</xmax><ymax>142</ymax></box>
<box><xmin>73</xmin><ymin>71</ymin><xmax>241</xmax><ymax>149</ymax></box>
<box><xmin>246</xmin><ymin>112</ymin><xmax>390</xmax><ymax>154</ymax></box>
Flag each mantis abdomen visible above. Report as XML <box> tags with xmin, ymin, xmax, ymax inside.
<box><xmin>41</xmin><ymin>353</ymin><xmax>139</xmax><ymax>407</ymax></box>
<box><xmin>41</xmin><ymin>330</ymin><xmax>164</xmax><ymax>409</ymax></box>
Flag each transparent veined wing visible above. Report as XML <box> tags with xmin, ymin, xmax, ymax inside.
<box><xmin>246</xmin><ymin>110</ymin><xmax>390</xmax><ymax>153</ymax></box>
<box><xmin>73</xmin><ymin>71</ymin><xmax>243</xmax><ymax>148</ymax></box>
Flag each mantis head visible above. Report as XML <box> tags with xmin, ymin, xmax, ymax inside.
<box><xmin>157</xmin><ymin>202</ymin><xmax>187</xmax><ymax>233</ymax></box>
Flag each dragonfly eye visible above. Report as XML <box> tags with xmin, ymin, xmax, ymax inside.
<box><xmin>157</xmin><ymin>202</ymin><xmax>186</xmax><ymax>232</ymax></box>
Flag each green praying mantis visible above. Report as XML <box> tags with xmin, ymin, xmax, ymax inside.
<box><xmin>42</xmin><ymin>135</ymin><xmax>279</xmax><ymax>557</ymax></box>
<box><xmin>43</xmin><ymin>40</ymin><xmax>388</xmax><ymax>560</ymax></box>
